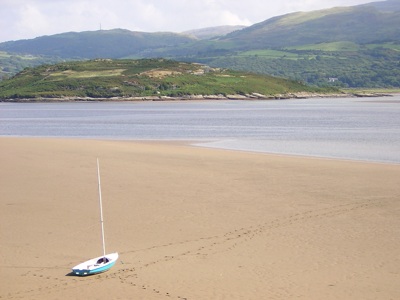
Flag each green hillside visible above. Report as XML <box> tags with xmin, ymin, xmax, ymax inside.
<box><xmin>202</xmin><ymin>45</ymin><xmax>400</xmax><ymax>88</ymax></box>
<box><xmin>2</xmin><ymin>1</ymin><xmax>398</xmax><ymax>59</ymax></box>
<box><xmin>0</xmin><ymin>29</ymin><xmax>195</xmax><ymax>59</ymax></box>
<box><xmin>0</xmin><ymin>59</ymin><xmax>331</xmax><ymax>100</ymax></box>
<box><xmin>220</xmin><ymin>1</ymin><xmax>400</xmax><ymax>49</ymax></box>
<box><xmin>0</xmin><ymin>51</ymin><xmax>63</xmax><ymax>81</ymax></box>
<box><xmin>0</xmin><ymin>1</ymin><xmax>399</xmax><ymax>88</ymax></box>
<box><xmin>175</xmin><ymin>1</ymin><xmax>400</xmax><ymax>88</ymax></box>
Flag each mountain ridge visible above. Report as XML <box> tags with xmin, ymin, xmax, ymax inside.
<box><xmin>0</xmin><ymin>29</ymin><xmax>196</xmax><ymax>59</ymax></box>
<box><xmin>3</xmin><ymin>1</ymin><xmax>400</xmax><ymax>57</ymax></box>
<box><xmin>219</xmin><ymin>1</ymin><xmax>400</xmax><ymax>48</ymax></box>
<box><xmin>1</xmin><ymin>0</ymin><xmax>399</xmax><ymax>88</ymax></box>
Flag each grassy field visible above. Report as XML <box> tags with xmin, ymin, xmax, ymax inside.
<box><xmin>238</xmin><ymin>50</ymin><xmax>300</xmax><ymax>59</ymax></box>
<box><xmin>285</xmin><ymin>42</ymin><xmax>400</xmax><ymax>52</ymax></box>
<box><xmin>48</xmin><ymin>69</ymin><xmax>126</xmax><ymax>79</ymax></box>
<box><xmin>286</xmin><ymin>42</ymin><xmax>360</xmax><ymax>52</ymax></box>
<box><xmin>277</xmin><ymin>7</ymin><xmax>353</xmax><ymax>27</ymax></box>
<box><xmin>365</xmin><ymin>43</ymin><xmax>400</xmax><ymax>51</ymax></box>
<box><xmin>1</xmin><ymin>52</ymin><xmax>31</xmax><ymax>59</ymax></box>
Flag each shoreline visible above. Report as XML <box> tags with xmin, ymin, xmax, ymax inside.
<box><xmin>2</xmin><ymin>135</ymin><xmax>399</xmax><ymax>166</ymax></box>
<box><xmin>194</xmin><ymin>142</ymin><xmax>400</xmax><ymax>166</ymax></box>
<box><xmin>0</xmin><ymin>91</ymin><xmax>396</xmax><ymax>103</ymax></box>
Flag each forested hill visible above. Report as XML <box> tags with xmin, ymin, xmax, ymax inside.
<box><xmin>0</xmin><ymin>59</ymin><xmax>336</xmax><ymax>100</ymax></box>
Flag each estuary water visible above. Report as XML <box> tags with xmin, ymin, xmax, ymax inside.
<box><xmin>1</xmin><ymin>97</ymin><xmax>399</xmax><ymax>164</ymax></box>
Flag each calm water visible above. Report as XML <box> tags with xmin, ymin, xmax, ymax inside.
<box><xmin>1</xmin><ymin>97</ymin><xmax>399</xmax><ymax>163</ymax></box>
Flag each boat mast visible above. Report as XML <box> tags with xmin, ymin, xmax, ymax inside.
<box><xmin>97</xmin><ymin>158</ymin><xmax>106</xmax><ymax>258</ymax></box>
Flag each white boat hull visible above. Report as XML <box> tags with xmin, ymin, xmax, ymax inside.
<box><xmin>72</xmin><ymin>252</ymin><xmax>118</xmax><ymax>276</ymax></box>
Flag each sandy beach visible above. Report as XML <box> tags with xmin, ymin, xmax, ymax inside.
<box><xmin>1</xmin><ymin>137</ymin><xmax>399</xmax><ymax>299</ymax></box>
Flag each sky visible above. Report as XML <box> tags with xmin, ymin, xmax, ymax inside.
<box><xmin>0</xmin><ymin>0</ymin><xmax>382</xmax><ymax>43</ymax></box>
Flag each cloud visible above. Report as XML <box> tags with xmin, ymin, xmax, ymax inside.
<box><xmin>0</xmin><ymin>0</ymin><xmax>380</xmax><ymax>42</ymax></box>
<box><xmin>15</xmin><ymin>4</ymin><xmax>50</xmax><ymax>36</ymax></box>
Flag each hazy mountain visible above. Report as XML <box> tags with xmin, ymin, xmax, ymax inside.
<box><xmin>0</xmin><ymin>29</ymin><xmax>195</xmax><ymax>59</ymax></box>
<box><xmin>218</xmin><ymin>0</ymin><xmax>400</xmax><ymax>49</ymax></box>
<box><xmin>182</xmin><ymin>25</ymin><xmax>247</xmax><ymax>40</ymax></box>
<box><xmin>2</xmin><ymin>1</ymin><xmax>399</xmax><ymax>58</ymax></box>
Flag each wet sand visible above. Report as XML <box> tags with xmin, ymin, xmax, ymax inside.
<box><xmin>1</xmin><ymin>137</ymin><xmax>399</xmax><ymax>299</ymax></box>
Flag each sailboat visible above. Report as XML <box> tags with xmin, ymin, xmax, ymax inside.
<box><xmin>72</xmin><ymin>158</ymin><xmax>118</xmax><ymax>276</ymax></box>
